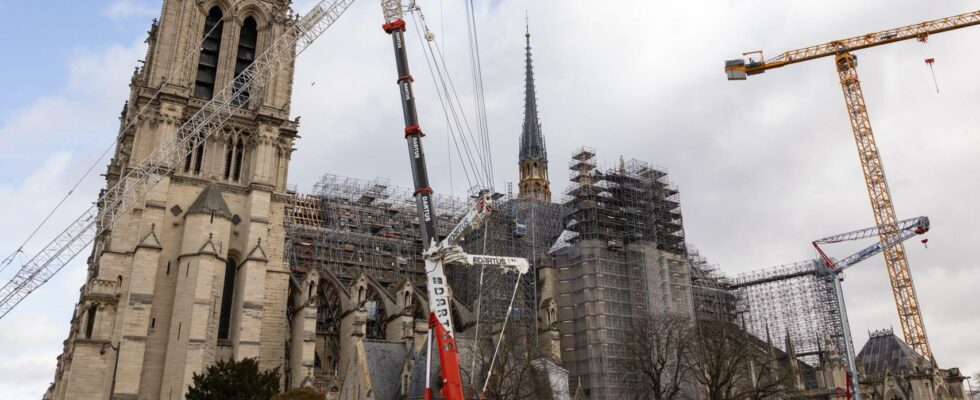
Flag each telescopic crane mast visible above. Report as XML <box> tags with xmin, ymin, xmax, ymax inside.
<box><xmin>725</xmin><ymin>9</ymin><xmax>980</xmax><ymax>363</ymax></box>
<box><xmin>380</xmin><ymin>3</ymin><xmax>525</xmax><ymax>399</ymax></box>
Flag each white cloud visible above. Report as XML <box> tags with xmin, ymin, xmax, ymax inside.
<box><xmin>0</xmin><ymin>38</ymin><xmax>145</xmax><ymax>398</ymax></box>
<box><xmin>103</xmin><ymin>0</ymin><xmax>157</xmax><ymax>20</ymax></box>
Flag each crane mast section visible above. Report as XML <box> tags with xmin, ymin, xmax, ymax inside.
<box><xmin>379</xmin><ymin>4</ymin><xmax>464</xmax><ymax>399</ymax></box>
<box><xmin>0</xmin><ymin>0</ymin><xmax>358</xmax><ymax>319</ymax></box>
<box><xmin>835</xmin><ymin>52</ymin><xmax>932</xmax><ymax>362</ymax></box>
<box><xmin>727</xmin><ymin>9</ymin><xmax>980</xmax><ymax>77</ymax></box>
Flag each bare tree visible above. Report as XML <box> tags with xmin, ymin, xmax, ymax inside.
<box><xmin>620</xmin><ymin>312</ymin><xmax>698</xmax><ymax>400</ymax></box>
<box><xmin>460</xmin><ymin>326</ymin><xmax>554</xmax><ymax>400</ymax></box>
<box><xmin>693</xmin><ymin>321</ymin><xmax>793</xmax><ymax>400</ymax></box>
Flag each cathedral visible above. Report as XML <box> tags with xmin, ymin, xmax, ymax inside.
<box><xmin>44</xmin><ymin>2</ymin><xmax>962</xmax><ymax>400</ymax></box>
<box><xmin>46</xmin><ymin>1</ymin><xmax>299</xmax><ymax>398</ymax></box>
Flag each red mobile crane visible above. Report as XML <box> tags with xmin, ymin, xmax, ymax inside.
<box><xmin>379</xmin><ymin>2</ymin><xmax>528</xmax><ymax>399</ymax></box>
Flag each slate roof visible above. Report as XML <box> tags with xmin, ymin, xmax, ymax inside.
<box><xmin>406</xmin><ymin>347</ymin><xmax>438</xmax><ymax>399</ymax></box>
<box><xmin>856</xmin><ymin>330</ymin><xmax>930</xmax><ymax>374</ymax></box>
<box><xmin>187</xmin><ymin>183</ymin><xmax>232</xmax><ymax>219</ymax></box>
<box><xmin>363</xmin><ymin>340</ymin><xmax>409</xmax><ymax>400</ymax></box>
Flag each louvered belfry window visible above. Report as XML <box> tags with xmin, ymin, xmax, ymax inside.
<box><xmin>232</xmin><ymin>17</ymin><xmax>258</xmax><ymax>106</ymax></box>
<box><xmin>194</xmin><ymin>7</ymin><xmax>224</xmax><ymax>100</ymax></box>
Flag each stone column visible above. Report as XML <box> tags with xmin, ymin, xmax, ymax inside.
<box><xmin>289</xmin><ymin>275</ymin><xmax>318</xmax><ymax>389</ymax></box>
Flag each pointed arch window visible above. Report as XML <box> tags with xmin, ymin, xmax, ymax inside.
<box><xmin>194</xmin><ymin>7</ymin><xmax>224</xmax><ymax>100</ymax></box>
<box><xmin>183</xmin><ymin>132</ymin><xmax>206</xmax><ymax>175</ymax></box>
<box><xmin>232</xmin><ymin>17</ymin><xmax>258</xmax><ymax>106</ymax></box>
<box><xmin>223</xmin><ymin>135</ymin><xmax>245</xmax><ymax>181</ymax></box>
<box><xmin>364</xmin><ymin>288</ymin><xmax>387</xmax><ymax>340</ymax></box>
<box><xmin>218</xmin><ymin>258</ymin><xmax>237</xmax><ymax>340</ymax></box>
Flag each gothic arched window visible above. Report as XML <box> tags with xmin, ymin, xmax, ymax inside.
<box><xmin>364</xmin><ymin>288</ymin><xmax>387</xmax><ymax>340</ymax></box>
<box><xmin>217</xmin><ymin>258</ymin><xmax>237</xmax><ymax>340</ymax></box>
<box><xmin>232</xmin><ymin>17</ymin><xmax>258</xmax><ymax>106</ymax></box>
<box><xmin>183</xmin><ymin>132</ymin><xmax>206</xmax><ymax>175</ymax></box>
<box><xmin>223</xmin><ymin>136</ymin><xmax>245</xmax><ymax>181</ymax></box>
<box><xmin>194</xmin><ymin>7</ymin><xmax>225</xmax><ymax>100</ymax></box>
<box><xmin>233</xmin><ymin>138</ymin><xmax>244</xmax><ymax>180</ymax></box>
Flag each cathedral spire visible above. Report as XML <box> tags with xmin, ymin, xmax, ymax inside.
<box><xmin>518</xmin><ymin>17</ymin><xmax>552</xmax><ymax>202</ymax></box>
<box><xmin>520</xmin><ymin>18</ymin><xmax>546</xmax><ymax>162</ymax></box>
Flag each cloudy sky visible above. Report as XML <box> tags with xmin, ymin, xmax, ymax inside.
<box><xmin>1</xmin><ymin>0</ymin><xmax>979</xmax><ymax>397</ymax></box>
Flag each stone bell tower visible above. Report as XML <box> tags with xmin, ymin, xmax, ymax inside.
<box><xmin>46</xmin><ymin>1</ymin><xmax>300</xmax><ymax>399</ymax></box>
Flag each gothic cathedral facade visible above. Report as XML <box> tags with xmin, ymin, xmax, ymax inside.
<box><xmin>47</xmin><ymin>1</ymin><xmax>301</xmax><ymax>399</ymax></box>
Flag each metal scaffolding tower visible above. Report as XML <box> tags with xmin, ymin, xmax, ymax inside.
<box><xmin>731</xmin><ymin>260</ymin><xmax>844</xmax><ymax>366</ymax></box>
<box><xmin>554</xmin><ymin>147</ymin><xmax>690</xmax><ymax>399</ymax></box>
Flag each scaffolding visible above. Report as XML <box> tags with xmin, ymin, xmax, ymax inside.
<box><xmin>731</xmin><ymin>260</ymin><xmax>845</xmax><ymax>366</ymax></box>
<box><xmin>555</xmin><ymin>147</ymin><xmax>689</xmax><ymax>399</ymax></box>
<box><xmin>285</xmin><ymin>174</ymin><xmax>469</xmax><ymax>291</ymax></box>
<box><xmin>687</xmin><ymin>246</ymin><xmax>737</xmax><ymax>323</ymax></box>
<box><xmin>449</xmin><ymin>188</ymin><xmax>565</xmax><ymax>338</ymax></box>
<box><xmin>285</xmin><ymin>174</ymin><xmax>561</xmax><ymax>335</ymax></box>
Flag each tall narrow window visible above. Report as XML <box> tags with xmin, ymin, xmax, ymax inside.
<box><xmin>194</xmin><ymin>138</ymin><xmax>205</xmax><ymax>173</ymax></box>
<box><xmin>233</xmin><ymin>17</ymin><xmax>258</xmax><ymax>106</ymax></box>
<box><xmin>223</xmin><ymin>138</ymin><xmax>235</xmax><ymax>180</ymax></box>
<box><xmin>233</xmin><ymin>138</ymin><xmax>244</xmax><ymax>181</ymax></box>
<box><xmin>223</xmin><ymin>137</ymin><xmax>245</xmax><ymax>181</ymax></box>
<box><xmin>85</xmin><ymin>305</ymin><xmax>97</xmax><ymax>339</ymax></box>
<box><xmin>218</xmin><ymin>258</ymin><xmax>237</xmax><ymax>340</ymax></box>
<box><xmin>194</xmin><ymin>7</ymin><xmax>224</xmax><ymax>99</ymax></box>
<box><xmin>184</xmin><ymin>133</ymin><xmax>206</xmax><ymax>175</ymax></box>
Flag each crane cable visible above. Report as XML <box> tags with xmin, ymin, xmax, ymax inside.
<box><xmin>482</xmin><ymin>270</ymin><xmax>523</xmax><ymax>395</ymax></box>
<box><xmin>464</xmin><ymin>0</ymin><xmax>494</xmax><ymax>189</ymax></box>
<box><xmin>457</xmin><ymin>5</ymin><xmax>518</xmax><ymax>391</ymax></box>
<box><xmin>407</xmin><ymin>12</ymin><xmax>479</xmax><ymax>189</ymax></box>
<box><xmin>0</xmin><ymin>20</ymin><xmax>225</xmax><ymax>275</ymax></box>
<box><xmin>469</xmin><ymin>223</ymin><xmax>489</xmax><ymax>388</ymax></box>
<box><xmin>408</xmin><ymin>9</ymin><xmax>493</xmax><ymax>190</ymax></box>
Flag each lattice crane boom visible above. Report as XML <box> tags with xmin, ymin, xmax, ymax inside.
<box><xmin>0</xmin><ymin>0</ymin><xmax>358</xmax><ymax>320</ymax></box>
<box><xmin>725</xmin><ymin>10</ymin><xmax>980</xmax><ymax>79</ymax></box>
<box><xmin>725</xmin><ymin>9</ymin><xmax>980</xmax><ymax>363</ymax></box>
<box><xmin>814</xmin><ymin>216</ymin><xmax>929</xmax><ymax>273</ymax></box>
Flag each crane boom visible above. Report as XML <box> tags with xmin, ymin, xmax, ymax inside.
<box><xmin>0</xmin><ymin>0</ymin><xmax>357</xmax><ymax>319</ymax></box>
<box><xmin>812</xmin><ymin>217</ymin><xmax>931</xmax><ymax>400</ymax></box>
<box><xmin>814</xmin><ymin>216</ymin><xmax>929</xmax><ymax>272</ymax></box>
<box><xmin>725</xmin><ymin>10</ymin><xmax>980</xmax><ymax>79</ymax></box>
<box><xmin>379</xmin><ymin>6</ymin><xmax>528</xmax><ymax>398</ymax></box>
<box><xmin>723</xmin><ymin>9</ymin><xmax>980</xmax><ymax>363</ymax></box>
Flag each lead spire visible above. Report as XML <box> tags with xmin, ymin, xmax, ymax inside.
<box><xmin>520</xmin><ymin>16</ymin><xmax>546</xmax><ymax>162</ymax></box>
<box><xmin>518</xmin><ymin>15</ymin><xmax>551</xmax><ymax>202</ymax></box>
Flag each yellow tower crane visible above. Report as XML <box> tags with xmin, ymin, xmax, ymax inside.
<box><xmin>725</xmin><ymin>10</ymin><xmax>980</xmax><ymax>363</ymax></box>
